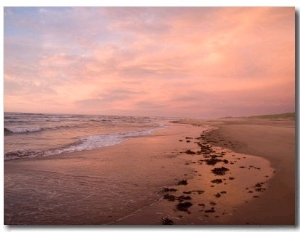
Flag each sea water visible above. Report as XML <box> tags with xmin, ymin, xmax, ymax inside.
<box><xmin>4</xmin><ymin>112</ymin><xmax>166</xmax><ymax>160</ymax></box>
<box><xmin>4</xmin><ymin>113</ymin><xmax>275</xmax><ymax>225</ymax></box>
<box><xmin>4</xmin><ymin>113</ymin><xmax>202</xmax><ymax>225</ymax></box>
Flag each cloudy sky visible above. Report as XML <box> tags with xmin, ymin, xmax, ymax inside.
<box><xmin>4</xmin><ymin>7</ymin><xmax>295</xmax><ymax>118</ymax></box>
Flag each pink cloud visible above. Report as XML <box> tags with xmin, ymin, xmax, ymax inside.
<box><xmin>4</xmin><ymin>7</ymin><xmax>295</xmax><ymax>117</ymax></box>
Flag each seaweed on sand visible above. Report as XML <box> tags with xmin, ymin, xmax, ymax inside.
<box><xmin>176</xmin><ymin>202</ymin><xmax>193</xmax><ymax>212</ymax></box>
<box><xmin>211</xmin><ymin>166</ymin><xmax>229</xmax><ymax>175</ymax></box>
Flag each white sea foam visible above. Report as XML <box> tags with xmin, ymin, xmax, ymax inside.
<box><xmin>46</xmin><ymin>129</ymin><xmax>161</xmax><ymax>155</ymax></box>
<box><xmin>4</xmin><ymin>126</ymin><xmax>166</xmax><ymax>160</ymax></box>
<box><xmin>4</xmin><ymin>112</ymin><xmax>168</xmax><ymax>160</ymax></box>
<box><xmin>5</xmin><ymin>127</ymin><xmax>43</xmax><ymax>133</ymax></box>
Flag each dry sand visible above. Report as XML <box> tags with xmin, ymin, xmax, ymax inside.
<box><xmin>204</xmin><ymin>118</ymin><xmax>296</xmax><ymax>225</ymax></box>
<box><xmin>4</xmin><ymin>117</ymin><xmax>296</xmax><ymax>225</ymax></box>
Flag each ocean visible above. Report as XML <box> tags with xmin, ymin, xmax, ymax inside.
<box><xmin>4</xmin><ymin>112</ymin><xmax>201</xmax><ymax>225</ymax></box>
<box><xmin>4</xmin><ymin>112</ymin><xmax>166</xmax><ymax>160</ymax></box>
<box><xmin>4</xmin><ymin>112</ymin><xmax>275</xmax><ymax>225</ymax></box>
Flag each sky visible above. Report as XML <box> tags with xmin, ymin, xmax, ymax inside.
<box><xmin>4</xmin><ymin>7</ymin><xmax>295</xmax><ymax>118</ymax></box>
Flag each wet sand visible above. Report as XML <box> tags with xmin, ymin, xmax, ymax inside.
<box><xmin>4</xmin><ymin>123</ymin><xmax>205</xmax><ymax>225</ymax></box>
<box><xmin>203</xmin><ymin>118</ymin><xmax>296</xmax><ymax>225</ymax></box>
<box><xmin>112</xmin><ymin>117</ymin><xmax>295</xmax><ymax>225</ymax></box>
<box><xmin>4</xmin><ymin>118</ymin><xmax>296</xmax><ymax>225</ymax></box>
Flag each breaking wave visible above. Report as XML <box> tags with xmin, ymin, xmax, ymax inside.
<box><xmin>4</xmin><ymin>127</ymin><xmax>43</xmax><ymax>134</ymax></box>
<box><xmin>4</xmin><ymin>127</ymin><xmax>165</xmax><ymax>160</ymax></box>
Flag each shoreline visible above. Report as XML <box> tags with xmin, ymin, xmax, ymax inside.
<box><xmin>4</xmin><ymin>118</ymin><xmax>296</xmax><ymax>225</ymax></box>
<box><xmin>184</xmin><ymin>117</ymin><xmax>296</xmax><ymax>225</ymax></box>
<box><xmin>203</xmin><ymin>119</ymin><xmax>296</xmax><ymax>225</ymax></box>
<box><xmin>4</xmin><ymin>122</ymin><xmax>204</xmax><ymax>225</ymax></box>
<box><xmin>112</xmin><ymin>118</ymin><xmax>295</xmax><ymax>225</ymax></box>
<box><xmin>112</xmin><ymin>121</ymin><xmax>278</xmax><ymax>225</ymax></box>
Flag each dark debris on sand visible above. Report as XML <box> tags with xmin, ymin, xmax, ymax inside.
<box><xmin>185</xmin><ymin>149</ymin><xmax>196</xmax><ymax>155</ymax></box>
<box><xmin>211</xmin><ymin>166</ymin><xmax>229</xmax><ymax>175</ymax></box>
<box><xmin>215</xmin><ymin>193</ymin><xmax>221</xmax><ymax>198</ymax></box>
<box><xmin>177</xmin><ymin>180</ymin><xmax>188</xmax><ymax>185</ymax></box>
<box><xmin>163</xmin><ymin>194</ymin><xmax>176</xmax><ymax>201</ymax></box>
<box><xmin>211</xmin><ymin>179</ymin><xmax>223</xmax><ymax>184</ymax></box>
<box><xmin>162</xmin><ymin>187</ymin><xmax>178</xmax><ymax>192</ymax></box>
<box><xmin>177</xmin><ymin>195</ymin><xmax>192</xmax><ymax>202</ymax></box>
<box><xmin>183</xmin><ymin>190</ymin><xmax>204</xmax><ymax>195</ymax></box>
<box><xmin>205</xmin><ymin>208</ymin><xmax>216</xmax><ymax>213</ymax></box>
<box><xmin>163</xmin><ymin>194</ymin><xmax>192</xmax><ymax>202</ymax></box>
<box><xmin>197</xmin><ymin>143</ymin><xmax>213</xmax><ymax>154</ymax></box>
<box><xmin>170</xmin><ymin>133</ymin><xmax>267</xmax><ymax>220</ymax></box>
<box><xmin>161</xmin><ymin>217</ymin><xmax>174</xmax><ymax>225</ymax></box>
<box><xmin>185</xmin><ymin>137</ymin><xmax>193</xmax><ymax>140</ymax></box>
<box><xmin>176</xmin><ymin>202</ymin><xmax>193</xmax><ymax>212</ymax></box>
<box><xmin>254</xmin><ymin>182</ymin><xmax>266</xmax><ymax>192</ymax></box>
<box><xmin>204</xmin><ymin>158</ymin><xmax>223</xmax><ymax>165</ymax></box>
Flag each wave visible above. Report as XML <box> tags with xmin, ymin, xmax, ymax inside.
<box><xmin>4</xmin><ymin>123</ymin><xmax>84</xmax><ymax>135</ymax></box>
<box><xmin>4</xmin><ymin>127</ymin><xmax>43</xmax><ymax>134</ymax></box>
<box><xmin>72</xmin><ymin>129</ymin><xmax>155</xmax><ymax>152</ymax></box>
<box><xmin>4</xmin><ymin>150</ymin><xmax>44</xmax><ymax>160</ymax></box>
<box><xmin>4</xmin><ymin>120</ymin><xmax>163</xmax><ymax>136</ymax></box>
<box><xmin>4</xmin><ymin>127</ymin><xmax>166</xmax><ymax>160</ymax></box>
<box><xmin>5</xmin><ymin>113</ymin><xmax>154</xmax><ymax>125</ymax></box>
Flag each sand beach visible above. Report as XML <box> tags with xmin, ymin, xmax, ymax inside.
<box><xmin>112</xmin><ymin>116</ymin><xmax>296</xmax><ymax>225</ymax></box>
<box><xmin>4</xmin><ymin>6</ymin><xmax>295</xmax><ymax>228</ymax></box>
<box><xmin>4</xmin><ymin>115</ymin><xmax>296</xmax><ymax>225</ymax></box>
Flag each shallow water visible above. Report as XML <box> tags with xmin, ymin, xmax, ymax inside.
<box><xmin>5</xmin><ymin>123</ymin><xmax>206</xmax><ymax>225</ymax></box>
<box><xmin>4</xmin><ymin>121</ymin><xmax>275</xmax><ymax>225</ymax></box>
<box><xmin>4</xmin><ymin>112</ymin><xmax>165</xmax><ymax>160</ymax></box>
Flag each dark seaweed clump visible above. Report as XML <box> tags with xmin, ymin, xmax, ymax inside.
<box><xmin>211</xmin><ymin>167</ymin><xmax>229</xmax><ymax>175</ymax></box>
<box><xmin>177</xmin><ymin>195</ymin><xmax>192</xmax><ymax>202</ymax></box>
<box><xmin>162</xmin><ymin>187</ymin><xmax>178</xmax><ymax>192</ymax></box>
<box><xmin>177</xmin><ymin>180</ymin><xmax>188</xmax><ymax>185</ymax></box>
<box><xmin>176</xmin><ymin>202</ymin><xmax>193</xmax><ymax>212</ymax></box>
<box><xmin>163</xmin><ymin>194</ymin><xmax>192</xmax><ymax>202</ymax></box>
<box><xmin>197</xmin><ymin>143</ymin><xmax>213</xmax><ymax>154</ymax></box>
<box><xmin>163</xmin><ymin>194</ymin><xmax>176</xmax><ymax>201</ymax></box>
<box><xmin>185</xmin><ymin>149</ymin><xmax>196</xmax><ymax>155</ymax></box>
<box><xmin>161</xmin><ymin>217</ymin><xmax>174</xmax><ymax>225</ymax></box>
<box><xmin>211</xmin><ymin>179</ymin><xmax>223</xmax><ymax>184</ymax></box>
